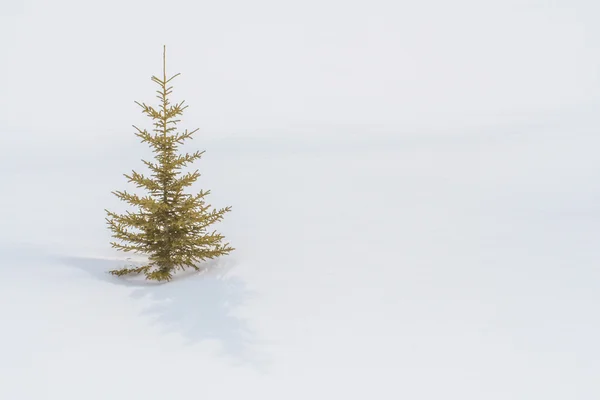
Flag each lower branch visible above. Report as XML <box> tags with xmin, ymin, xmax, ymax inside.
<box><xmin>109</xmin><ymin>264</ymin><xmax>152</xmax><ymax>277</ymax></box>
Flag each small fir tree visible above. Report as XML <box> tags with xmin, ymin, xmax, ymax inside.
<box><xmin>105</xmin><ymin>45</ymin><xmax>234</xmax><ymax>282</ymax></box>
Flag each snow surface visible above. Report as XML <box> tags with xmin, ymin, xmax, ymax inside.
<box><xmin>2</xmin><ymin>0</ymin><xmax>600</xmax><ymax>398</ymax></box>
<box><xmin>1</xmin><ymin>124</ymin><xmax>599</xmax><ymax>399</ymax></box>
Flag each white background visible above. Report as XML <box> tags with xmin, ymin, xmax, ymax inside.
<box><xmin>1</xmin><ymin>0</ymin><xmax>599</xmax><ymax>398</ymax></box>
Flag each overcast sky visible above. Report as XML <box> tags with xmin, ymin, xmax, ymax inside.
<box><xmin>1</xmin><ymin>0</ymin><xmax>599</xmax><ymax>148</ymax></box>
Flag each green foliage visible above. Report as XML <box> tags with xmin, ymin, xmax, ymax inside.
<box><xmin>105</xmin><ymin>46</ymin><xmax>234</xmax><ymax>282</ymax></box>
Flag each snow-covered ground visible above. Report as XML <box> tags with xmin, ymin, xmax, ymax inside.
<box><xmin>1</xmin><ymin>121</ymin><xmax>599</xmax><ymax>399</ymax></box>
<box><xmin>2</xmin><ymin>0</ymin><xmax>600</xmax><ymax>398</ymax></box>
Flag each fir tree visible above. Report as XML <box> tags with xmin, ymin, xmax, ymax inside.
<box><xmin>105</xmin><ymin>46</ymin><xmax>234</xmax><ymax>282</ymax></box>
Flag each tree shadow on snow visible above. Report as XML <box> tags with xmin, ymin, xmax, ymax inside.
<box><xmin>55</xmin><ymin>253</ymin><xmax>264</xmax><ymax>367</ymax></box>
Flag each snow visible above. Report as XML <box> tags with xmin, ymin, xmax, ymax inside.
<box><xmin>2</xmin><ymin>0</ymin><xmax>600</xmax><ymax>398</ymax></box>
<box><xmin>1</xmin><ymin>125</ymin><xmax>599</xmax><ymax>399</ymax></box>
